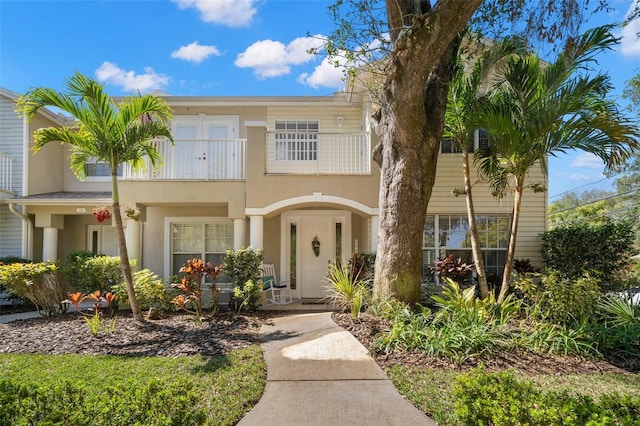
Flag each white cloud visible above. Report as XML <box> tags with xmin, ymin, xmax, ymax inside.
<box><xmin>570</xmin><ymin>153</ymin><xmax>604</xmax><ymax>169</ymax></box>
<box><xmin>620</xmin><ymin>0</ymin><xmax>640</xmax><ymax>57</ymax></box>
<box><xmin>171</xmin><ymin>41</ymin><xmax>221</xmax><ymax>63</ymax></box>
<box><xmin>235</xmin><ymin>35</ymin><xmax>326</xmax><ymax>79</ymax></box>
<box><xmin>298</xmin><ymin>56</ymin><xmax>347</xmax><ymax>89</ymax></box>
<box><xmin>570</xmin><ymin>173</ymin><xmax>593</xmax><ymax>181</ymax></box>
<box><xmin>95</xmin><ymin>62</ymin><xmax>169</xmax><ymax>92</ymax></box>
<box><xmin>172</xmin><ymin>0</ymin><xmax>257</xmax><ymax>27</ymax></box>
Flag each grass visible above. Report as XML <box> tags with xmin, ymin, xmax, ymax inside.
<box><xmin>0</xmin><ymin>345</ymin><xmax>266</xmax><ymax>425</ymax></box>
<box><xmin>387</xmin><ymin>365</ymin><xmax>640</xmax><ymax>426</ymax></box>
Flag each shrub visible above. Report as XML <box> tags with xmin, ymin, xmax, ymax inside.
<box><xmin>232</xmin><ymin>279</ymin><xmax>262</xmax><ymax>312</ymax></box>
<box><xmin>0</xmin><ymin>378</ymin><xmax>207</xmax><ymax>425</ymax></box>
<box><xmin>112</xmin><ymin>269</ymin><xmax>173</xmax><ymax>310</ymax></box>
<box><xmin>62</xmin><ymin>252</ymin><xmax>128</xmax><ymax>293</ymax></box>
<box><xmin>0</xmin><ymin>262</ymin><xmax>68</xmax><ymax>316</ymax></box>
<box><xmin>516</xmin><ymin>269</ymin><xmax>601</xmax><ymax>324</ymax></box>
<box><xmin>453</xmin><ymin>367</ymin><xmax>640</xmax><ymax>425</ymax></box>
<box><xmin>541</xmin><ymin>219</ymin><xmax>634</xmax><ymax>291</ymax></box>
<box><xmin>223</xmin><ymin>247</ymin><xmax>263</xmax><ymax>310</ymax></box>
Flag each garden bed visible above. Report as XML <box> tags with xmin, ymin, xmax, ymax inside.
<box><xmin>0</xmin><ymin>310</ymin><xmax>271</xmax><ymax>357</ymax></box>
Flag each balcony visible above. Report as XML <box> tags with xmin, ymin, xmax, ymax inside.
<box><xmin>123</xmin><ymin>138</ymin><xmax>246</xmax><ymax>180</ymax></box>
<box><xmin>266</xmin><ymin>131</ymin><xmax>371</xmax><ymax>175</ymax></box>
<box><xmin>0</xmin><ymin>152</ymin><xmax>14</xmax><ymax>194</ymax></box>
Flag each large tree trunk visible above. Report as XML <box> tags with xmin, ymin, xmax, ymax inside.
<box><xmin>111</xmin><ymin>172</ymin><xmax>143</xmax><ymax>321</ymax></box>
<box><xmin>463</xmin><ymin>149</ymin><xmax>490</xmax><ymax>298</ymax></box>
<box><xmin>372</xmin><ymin>0</ymin><xmax>483</xmax><ymax>304</ymax></box>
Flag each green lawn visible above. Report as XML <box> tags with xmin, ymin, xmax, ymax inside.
<box><xmin>0</xmin><ymin>346</ymin><xmax>266</xmax><ymax>426</ymax></box>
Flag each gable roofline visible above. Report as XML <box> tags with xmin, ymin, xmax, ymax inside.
<box><xmin>0</xmin><ymin>87</ymin><xmax>73</xmax><ymax>126</ymax></box>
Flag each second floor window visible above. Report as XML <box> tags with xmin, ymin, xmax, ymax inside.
<box><xmin>440</xmin><ymin>129</ymin><xmax>491</xmax><ymax>154</ymax></box>
<box><xmin>274</xmin><ymin>120</ymin><xmax>318</xmax><ymax>161</ymax></box>
<box><xmin>85</xmin><ymin>158</ymin><xmax>122</xmax><ymax>178</ymax></box>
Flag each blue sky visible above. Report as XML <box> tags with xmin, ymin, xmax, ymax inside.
<box><xmin>1</xmin><ymin>0</ymin><xmax>639</xmax><ymax>200</ymax></box>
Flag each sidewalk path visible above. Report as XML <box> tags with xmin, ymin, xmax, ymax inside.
<box><xmin>239</xmin><ymin>312</ymin><xmax>436</xmax><ymax>426</ymax></box>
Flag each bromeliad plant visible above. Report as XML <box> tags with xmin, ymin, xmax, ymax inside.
<box><xmin>63</xmin><ymin>290</ymin><xmax>118</xmax><ymax>336</ymax></box>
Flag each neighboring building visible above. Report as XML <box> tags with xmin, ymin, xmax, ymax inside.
<box><xmin>0</xmin><ymin>86</ymin><xmax>546</xmax><ymax>297</ymax></box>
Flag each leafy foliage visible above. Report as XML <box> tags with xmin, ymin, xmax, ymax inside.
<box><xmin>374</xmin><ymin>279</ymin><xmax>520</xmax><ymax>365</ymax></box>
<box><xmin>324</xmin><ymin>261</ymin><xmax>367</xmax><ymax>319</ymax></box>
<box><xmin>453</xmin><ymin>367</ymin><xmax>640</xmax><ymax>425</ymax></box>
<box><xmin>223</xmin><ymin>247</ymin><xmax>263</xmax><ymax>310</ymax></box>
<box><xmin>112</xmin><ymin>269</ymin><xmax>172</xmax><ymax>311</ymax></box>
<box><xmin>0</xmin><ymin>262</ymin><xmax>68</xmax><ymax>316</ymax></box>
<box><xmin>541</xmin><ymin>219</ymin><xmax>635</xmax><ymax>290</ymax></box>
<box><xmin>515</xmin><ymin>269</ymin><xmax>602</xmax><ymax>324</ymax></box>
<box><xmin>62</xmin><ymin>252</ymin><xmax>127</xmax><ymax>293</ymax></box>
<box><xmin>171</xmin><ymin>258</ymin><xmax>220</xmax><ymax>322</ymax></box>
<box><xmin>431</xmin><ymin>255</ymin><xmax>475</xmax><ymax>287</ymax></box>
<box><xmin>232</xmin><ymin>279</ymin><xmax>262</xmax><ymax>313</ymax></box>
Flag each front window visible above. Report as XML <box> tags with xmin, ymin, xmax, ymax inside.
<box><xmin>422</xmin><ymin>214</ymin><xmax>509</xmax><ymax>284</ymax></box>
<box><xmin>274</xmin><ymin>120</ymin><xmax>318</xmax><ymax>161</ymax></box>
<box><xmin>171</xmin><ymin>221</ymin><xmax>233</xmax><ymax>283</ymax></box>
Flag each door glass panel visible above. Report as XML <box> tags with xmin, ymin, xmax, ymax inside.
<box><xmin>176</xmin><ymin>125</ymin><xmax>197</xmax><ymax>140</ymax></box>
<box><xmin>208</xmin><ymin>125</ymin><xmax>228</xmax><ymax>139</ymax></box>
<box><xmin>335</xmin><ymin>222</ymin><xmax>342</xmax><ymax>261</ymax></box>
<box><xmin>290</xmin><ymin>223</ymin><xmax>297</xmax><ymax>289</ymax></box>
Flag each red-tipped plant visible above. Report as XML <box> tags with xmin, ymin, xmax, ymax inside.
<box><xmin>64</xmin><ymin>292</ymin><xmax>87</xmax><ymax>311</ymax></box>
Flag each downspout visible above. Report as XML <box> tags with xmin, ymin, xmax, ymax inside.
<box><xmin>8</xmin><ymin>203</ymin><xmax>33</xmax><ymax>260</ymax></box>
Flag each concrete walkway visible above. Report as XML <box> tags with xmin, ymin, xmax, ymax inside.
<box><xmin>239</xmin><ymin>312</ymin><xmax>436</xmax><ymax>426</ymax></box>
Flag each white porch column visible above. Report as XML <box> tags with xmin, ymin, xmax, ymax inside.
<box><xmin>233</xmin><ymin>218</ymin><xmax>246</xmax><ymax>250</ymax></box>
<box><xmin>370</xmin><ymin>215</ymin><xmax>379</xmax><ymax>252</ymax></box>
<box><xmin>249</xmin><ymin>216</ymin><xmax>264</xmax><ymax>250</ymax></box>
<box><xmin>42</xmin><ymin>227</ymin><xmax>58</xmax><ymax>262</ymax></box>
<box><xmin>125</xmin><ymin>219</ymin><xmax>141</xmax><ymax>269</ymax></box>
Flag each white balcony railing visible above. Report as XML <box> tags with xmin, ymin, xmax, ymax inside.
<box><xmin>123</xmin><ymin>138</ymin><xmax>246</xmax><ymax>180</ymax></box>
<box><xmin>0</xmin><ymin>152</ymin><xmax>14</xmax><ymax>193</ymax></box>
<box><xmin>266</xmin><ymin>132</ymin><xmax>370</xmax><ymax>175</ymax></box>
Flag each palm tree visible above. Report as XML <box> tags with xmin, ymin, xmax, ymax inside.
<box><xmin>445</xmin><ymin>36</ymin><xmax>525</xmax><ymax>299</ymax></box>
<box><xmin>17</xmin><ymin>72</ymin><xmax>174</xmax><ymax>320</ymax></box>
<box><xmin>474</xmin><ymin>25</ymin><xmax>640</xmax><ymax>303</ymax></box>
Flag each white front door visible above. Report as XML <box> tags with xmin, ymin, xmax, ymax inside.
<box><xmin>282</xmin><ymin>210</ymin><xmax>351</xmax><ymax>299</ymax></box>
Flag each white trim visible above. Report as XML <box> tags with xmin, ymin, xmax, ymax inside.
<box><xmin>163</xmin><ymin>216</ymin><xmax>234</xmax><ymax>280</ymax></box>
<box><xmin>22</xmin><ymin>116</ymin><xmax>29</xmax><ymax>197</ymax></box>
<box><xmin>246</xmin><ymin>193</ymin><xmax>378</xmax><ymax>218</ymax></box>
<box><xmin>244</xmin><ymin>120</ymin><xmax>267</xmax><ymax>128</ymax></box>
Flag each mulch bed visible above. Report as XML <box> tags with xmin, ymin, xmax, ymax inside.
<box><xmin>0</xmin><ymin>310</ymin><xmax>273</xmax><ymax>357</ymax></box>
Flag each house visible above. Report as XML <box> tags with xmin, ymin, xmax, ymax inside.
<box><xmin>0</xmin><ymin>85</ymin><xmax>547</xmax><ymax>297</ymax></box>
